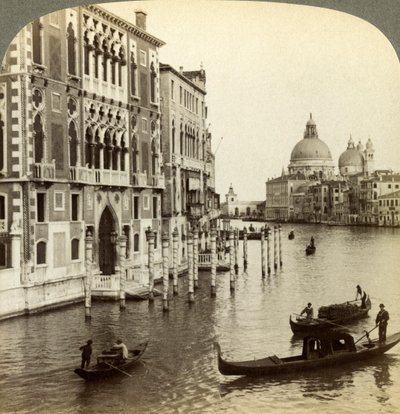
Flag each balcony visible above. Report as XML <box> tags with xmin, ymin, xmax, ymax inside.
<box><xmin>69</xmin><ymin>166</ymin><xmax>129</xmax><ymax>187</ymax></box>
<box><xmin>188</xmin><ymin>204</ymin><xmax>204</xmax><ymax>219</ymax></box>
<box><xmin>151</xmin><ymin>174</ymin><xmax>165</xmax><ymax>189</ymax></box>
<box><xmin>171</xmin><ymin>154</ymin><xmax>182</xmax><ymax>166</ymax></box>
<box><xmin>132</xmin><ymin>171</ymin><xmax>148</xmax><ymax>187</ymax></box>
<box><xmin>33</xmin><ymin>161</ymin><xmax>56</xmax><ymax>181</ymax></box>
<box><xmin>181</xmin><ymin>157</ymin><xmax>205</xmax><ymax>171</ymax></box>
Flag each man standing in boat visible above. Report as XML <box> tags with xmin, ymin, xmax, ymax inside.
<box><xmin>112</xmin><ymin>339</ymin><xmax>129</xmax><ymax>360</ymax></box>
<box><xmin>355</xmin><ymin>285</ymin><xmax>367</xmax><ymax>309</ymax></box>
<box><xmin>300</xmin><ymin>303</ymin><xmax>314</xmax><ymax>321</ymax></box>
<box><xmin>376</xmin><ymin>304</ymin><xmax>389</xmax><ymax>343</ymax></box>
<box><xmin>79</xmin><ymin>339</ymin><xmax>93</xmax><ymax>369</ymax></box>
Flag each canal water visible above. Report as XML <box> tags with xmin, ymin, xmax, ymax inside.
<box><xmin>0</xmin><ymin>223</ymin><xmax>399</xmax><ymax>414</ymax></box>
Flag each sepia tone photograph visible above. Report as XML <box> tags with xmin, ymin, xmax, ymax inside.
<box><xmin>0</xmin><ymin>0</ymin><xmax>399</xmax><ymax>413</ymax></box>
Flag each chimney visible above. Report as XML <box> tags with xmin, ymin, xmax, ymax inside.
<box><xmin>135</xmin><ymin>10</ymin><xmax>147</xmax><ymax>31</ymax></box>
<box><xmin>179</xmin><ymin>66</ymin><xmax>183</xmax><ymax>74</ymax></box>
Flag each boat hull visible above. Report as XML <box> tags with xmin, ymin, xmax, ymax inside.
<box><xmin>74</xmin><ymin>342</ymin><xmax>147</xmax><ymax>380</ymax></box>
<box><xmin>217</xmin><ymin>333</ymin><xmax>400</xmax><ymax>376</ymax></box>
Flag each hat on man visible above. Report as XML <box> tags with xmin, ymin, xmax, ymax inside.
<box><xmin>307</xmin><ymin>302</ymin><xmax>312</xmax><ymax>306</ymax></box>
<box><xmin>379</xmin><ymin>303</ymin><xmax>385</xmax><ymax>308</ymax></box>
<box><xmin>87</xmin><ymin>339</ymin><xmax>93</xmax><ymax>344</ymax></box>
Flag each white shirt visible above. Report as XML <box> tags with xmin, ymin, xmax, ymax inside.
<box><xmin>113</xmin><ymin>343</ymin><xmax>129</xmax><ymax>359</ymax></box>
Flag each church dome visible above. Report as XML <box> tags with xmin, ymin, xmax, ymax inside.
<box><xmin>339</xmin><ymin>136</ymin><xmax>364</xmax><ymax>168</ymax></box>
<box><xmin>290</xmin><ymin>114</ymin><xmax>332</xmax><ymax>161</ymax></box>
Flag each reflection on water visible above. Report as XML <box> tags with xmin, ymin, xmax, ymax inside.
<box><xmin>0</xmin><ymin>223</ymin><xmax>399</xmax><ymax>413</ymax></box>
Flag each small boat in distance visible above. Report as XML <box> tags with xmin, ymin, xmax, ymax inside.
<box><xmin>74</xmin><ymin>342</ymin><xmax>148</xmax><ymax>380</ymax></box>
<box><xmin>290</xmin><ymin>297</ymin><xmax>371</xmax><ymax>334</ymax></box>
<box><xmin>288</xmin><ymin>229</ymin><xmax>295</xmax><ymax>240</ymax></box>
<box><xmin>305</xmin><ymin>236</ymin><xmax>316</xmax><ymax>255</ymax></box>
<box><xmin>215</xmin><ymin>330</ymin><xmax>400</xmax><ymax>377</ymax></box>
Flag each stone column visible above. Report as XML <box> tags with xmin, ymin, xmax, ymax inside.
<box><xmin>193</xmin><ymin>227</ymin><xmax>199</xmax><ymax>289</ymax></box>
<box><xmin>210</xmin><ymin>227</ymin><xmax>217</xmax><ymax>296</ymax></box>
<box><xmin>119</xmin><ymin>234</ymin><xmax>127</xmax><ymax>310</ymax></box>
<box><xmin>187</xmin><ymin>231</ymin><xmax>194</xmax><ymax>303</ymax></box>
<box><xmin>172</xmin><ymin>227</ymin><xmax>179</xmax><ymax>295</ymax></box>
<box><xmin>162</xmin><ymin>232</ymin><xmax>170</xmax><ymax>311</ymax></box>
<box><xmin>229</xmin><ymin>229</ymin><xmax>235</xmax><ymax>291</ymax></box>
<box><xmin>261</xmin><ymin>226</ymin><xmax>266</xmax><ymax>277</ymax></box>
<box><xmin>85</xmin><ymin>233</ymin><xmax>94</xmax><ymax>319</ymax></box>
<box><xmin>147</xmin><ymin>229</ymin><xmax>155</xmax><ymax>302</ymax></box>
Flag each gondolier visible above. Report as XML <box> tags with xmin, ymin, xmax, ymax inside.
<box><xmin>376</xmin><ymin>304</ymin><xmax>389</xmax><ymax>343</ymax></box>
<box><xmin>79</xmin><ymin>339</ymin><xmax>93</xmax><ymax>369</ymax></box>
<box><xmin>300</xmin><ymin>303</ymin><xmax>314</xmax><ymax>320</ymax></box>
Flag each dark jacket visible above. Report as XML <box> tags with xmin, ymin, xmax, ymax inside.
<box><xmin>80</xmin><ymin>344</ymin><xmax>92</xmax><ymax>359</ymax></box>
<box><xmin>376</xmin><ymin>309</ymin><xmax>389</xmax><ymax>325</ymax></box>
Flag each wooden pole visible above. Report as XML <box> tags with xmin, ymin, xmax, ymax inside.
<box><xmin>147</xmin><ymin>229</ymin><xmax>155</xmax><ymax>302</ymax></box>
<box><xmin>274</xmin><ymin>225</ymin><xmax>278</xmax><ymax>271</ymax></box>
<box><xmin>162</xmin><ymin>232</ymin><xmax>170</xmax><ymax>311</ymax></box>
<box><xmin>278</xmin><ymin>224</ymin><xmax>283</xmax><ymax>268</ymax></box>
<box><xmin>260</xmin><ymin>226</ymin><xmax>266</xmax><ymax>277</ymax></box>
<box><xmin>172</xmin><ymin>227</ymin><xmax>179</xmax><ymax>295</ymax></box>
<box><xmin>266</xmin><ymin>226</ymin><xmax>271</xmax><ymax>275</ymax></box>
<box><xmin>119</xmin><ymin>234</ymin><xmax>127</xmax><ymax>310</ymax></box>
<box><xmin>210</xmin><ymin>227</ymin><xmax>217</xmax><ymax>296</ymax></box>
<box><xmin>243</xmin><ymin>226</ymin><xmax>248</xmax><ymax>268</ymax></box>
<box><xmin>84</xmin><ymin>232</ymin><xmax>93</xmax><ymax>319</ymax></box>
<box><xmin>234</xmin><ymin>228</ymin><xmax>239</xmax><ymax>275</ymax></box>
<box><xmin>193</xmin><ymin>227</ymin><xmax>199</xmax><ymax>289</ymax></box>
<box><xmin>187</xmin><ymin>231</ymin><xmax>195</xmax><ymax>303</ymax></box>
<box><xmin>229</xmin><ymin>228</ymin><xmax>235</xmax><ymax>291</ymax></box>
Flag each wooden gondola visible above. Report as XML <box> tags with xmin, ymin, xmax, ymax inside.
<box><xmin>289</xmin><ymin>297</ymin><xmax>371</xmax><ymax>334</ymax></box>
<box><xmin>216</xmin><ymin>330</ymin><xmax>400</xmax><ymax>377</ymax></box>
<box><xmin>74</xmin><ymin>342</ymin><xmax>148</xmax><ymax>380</ymax></box>
<box><xmin>288</xmin><ymin>231</ymin><xmax>295</xmax><ymax>240</ymax></box>
<box><xmin>305</xmin><ymin>245</ymin><xmax>316</xmax><ymax>255</ymax></box>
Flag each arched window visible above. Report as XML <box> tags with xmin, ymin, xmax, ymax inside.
<box><xmin>112</xmin><ymin>133</ymin><xmax>119</xmax><ymax>170</ymax></box>
<box><xmin>0</xmin><ymin>242</ymin><xmax>6</xmax><ymax>267</ymax></box>
<box><xmin>120</xmin><ymin>134</ymin><xmax>126</xmax><ymax>171</ymax></box>
<box><xmin>180</xmin><ymin>127</ymin><xmax>183</xmax><ymax>155</ymax></box>
<box><xmin>85</xmin><ymin>127</ymin><xmax>93</xmax><ymax>167</ymax></box>
<box><xmin>104</xmin><ymin>130</ymin><xmax>111</xmax><ymax>169</ymax></box>
<box><xmin>130</xmin><ymin>52</ymin><xmax>137</xmax><ymax>96</ymax></box>
<box><xmin>111</xmin><ymin>45</ymin><xmax>116</xmax><ymax>85</ymax></box>
<box><xmin>67</xmin><ymin>22</ymin><xmax>76</xmax><ymax>75</ymax></box>
<box><xmin>33</xmin><ymin>114</ymin><xmax>44</xmax><ymax>163</ymax></box>
<box><xmin>119</xmin><ymin>46</ymin><xmax>126</xmax><ymax>88</ymax></box>
<box><xmin>32</xmin><ymin>20</ymin><xmax>42</xmax><ymax>65</ymax></box>
<box><xmin>0</xmin><ymin>113</ymin><xmax>4</xmax><ymax>171</ymax></box>
<box><xmin>0</xmin><ymin>195</ymin><xmax>6</xmax><ymax>232</ymax></box>
<box><xmin>83</xmin><ymin>30</ymin><xmax>90</xmax><ymax>76</ymax></box>
<box><xmin>71</xmin><ymin>238</ymin><xmax>79</xmax><ymax>260</ymax></box>
<box><xmin>151</xmin><ymin>139</ymin><xmax>157</xmax><ymax>175</ymax></box>
<box><xmin>69</xmin><ymin>121</ymin><xmax>78</xmax><ymax>167</ymax></box>
<box><xmin>102</xmin><ymin>40</ymin><xmax>108</xmax><ymax>82</ymax></box>
<box><xmin>93</xmin><ymin>35</ymin><xmax>100</xmax><ymax>78</ymax></box>
<box><xmin>133</xmin><ymin>233</ymin><xmax>140</xmax><ymax>252</ymax></box>
<box><xmin>132</xmin><ymin>135</ymin><xmax>138</xmax><ymax>172</ymax></box>
<box><xmin>150</xmin><ymin>62</ymin><xmax>156</xmax><ymax>103</ymax></box>
<box><xmin>171</xmin><ymin>120</ymin><xmax>175</xmax><ymax>154</ymax></box>
<box><xmin>36</xmin><ymin>241</ymin><xmax>46</xmax><ymax>265</ymax></box>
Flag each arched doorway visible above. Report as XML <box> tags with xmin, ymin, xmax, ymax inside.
<box><xmin>99</xmin><ymin>206</ymin><xmax>117</xmax><ymax>275</ymax></box>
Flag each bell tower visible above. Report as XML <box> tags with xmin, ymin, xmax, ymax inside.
<box><xmin>363</xmin><ymin>138</ymin><xmax>374</xmax><ymax>175</ymax></box>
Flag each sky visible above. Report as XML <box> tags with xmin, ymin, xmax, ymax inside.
<box><xmin>103</xmin><ymin>0</ymin><xmax>400</xmax><ymax>201</ymax></box>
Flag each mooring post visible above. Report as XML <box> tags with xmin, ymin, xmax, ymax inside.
<box><xmin>147</xmin><ymin>228</ymin><xmax>155</xmax><ymax>302</ymax></box>
<box><xmin>187</xmin><ymin>231</ymin><xmax>195</xmax><ymax>303</ymax></box>
<box><xmin>243</xmin><ymin>226</ymin><xmax>248</xmax><ymax>268</ymax></box>
<box><xmin>84</xmin><ymin>231</ymin><xmax>93</xmax><ymax>319</ymax></box>
<box><xmin>119</xmin><ymin>234</ymin><xmax>127</xmax><ymax>310</ymax></box>
<box><xmin>278</xmin><ymin>224</ymin><xmax>283</xmax><ymax>268</ymax></box>
<box><xmin>234</xmin><ymin>228</ymin><xmax>239</xmax><ymax>275</ymax></box>
<box><xmin>274</xmin><ymin>225</ymin><xmax>278</xmax><ymax>271</ymax></box>
<box><xmin>172</xmin><ymin>227</ymin><xmax>179</xmax><ymax>295</ymax></box>
<box><xmin>260</xmin><ymin>226</ymin><xmax>266</xmax><ymax>277</ymax></box>
<box><xmin>162</xmin><ymin>232</ymin><xmax>170</xmax><ymax>311</ymax></box>
<box><xmin>193</xmin><ymin>227</ymin><xmax>199</xmax><ymax>289</ymax></box>
<box><xmin>210</xmin><ymin>227</ymin><xmax>217</xmax><ymax>296</ymax></box>
<box><xmin>229</xmin><ymin>228</ymin><xmax>235</xmax><ymax>291</ymax></box>
<box><xmin>266</xmin><ymin>227</ymin><xmax>271</xmax><ymax>275</ymax></box>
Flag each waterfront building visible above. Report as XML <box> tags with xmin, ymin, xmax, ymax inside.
<box><xmin>0</xmin><ymin>5</ymin><xmax>166</xmax><ymax>318</ymax></box>
<box><xmin>221</xmin><ymin>184</ymin><xmax>264</xmax><ymax>218</ymax></box>
<box><xmin>159</xmin><ymin>63</ymin><xmax>219</xmax><ymax>260</ymax></box>
<box><xmin>378</xmin><ymin>189</ymin><xmax>400</xmax><ymax>226</ymax></box>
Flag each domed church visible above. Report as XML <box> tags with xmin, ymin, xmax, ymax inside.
<box><xmin>338</xmin><ymin>136</ymin><xmax>374</xmax><ymax>176</ymax></box>
<box><xmin>288</xmin><ymin>114</ymin><xmax>335</xmax><ymax>180</ymax></box>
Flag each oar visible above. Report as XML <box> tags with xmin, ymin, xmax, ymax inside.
<box><xmin>104</xmin><ymin>361</ymin><xmax>132</xmax><ymax>377</ymax></box>
<box><xmin>292</xmin><ymin>313</ymin><xmax>350</xmax><ymax>330</ymax></box>
<box><xmin>354</xmin><ymin>325</ymin><xmax>378</xmax><ymax>344</ymax></box>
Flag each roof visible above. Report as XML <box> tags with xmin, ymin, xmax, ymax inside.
<box><xmin>378</xmin><ymin>189</ymin><xmax>400</xmax><ymax>199</ymax></box>
<box><xmin>266</xmin><ymin>172</ymin><xmax>307</xmax><ymax>183</ymax></box>
<box><xmin>290</xmin><ymin>138</ymin><xmax>333</xmax><ymax>161</ymax></box>
<box><xmin>160</xmin><ymin>63</ymin><xmax>206</xmax><ymax>94</ymax></box>
<box><xmin>339</xmin><ymin>148</ymin><xmax>364</xmax><ymax>167</ymax></box>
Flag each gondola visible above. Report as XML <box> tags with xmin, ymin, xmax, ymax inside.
<box><xmin>305</xmin><ymin>245</ymin><xmax>316</xmax><ymax>255</ymax></box>
<box><xmin>289</xmin><ymin>297</ymin><xmax>371</xmax><ymax>334</ymax></box>
<box><xmin>288</xmin><ymin>231</ymin><xmax>295</xmax><ymax>240</ymax></box>
<box><xmin>74</xmin><ymin>342</ymin><xmax>148</xmax><ymax>380</ymax></box>
<box><xmin>215</xmin><ymin>330</ymin><xmax>400</xmax><ymax>377</ymax></box>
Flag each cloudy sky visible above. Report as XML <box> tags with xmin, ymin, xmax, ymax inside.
<box><xmin>103</xmin><ymin>0</ymin><xmax>400</xmax><ymax>200</ymax></box>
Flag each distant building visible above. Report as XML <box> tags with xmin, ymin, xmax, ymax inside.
<box><xmin>221</xmin><ymin>184</ymin><xmax>263</xmax><ymax>218</ymax></box>
<box><xmin>378</xmin><ymin>189</ymin><xmax>400</xmax><ymax>226</ymax></box>
<box><xmin>338</xmin><ymin>136</ymin><xmax>374</xmax><ymax>176</ymax></box>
